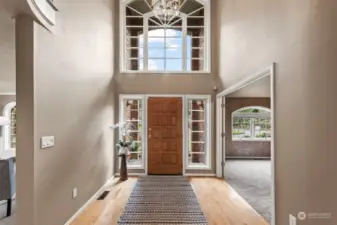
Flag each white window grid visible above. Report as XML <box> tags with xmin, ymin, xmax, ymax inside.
<box><xmin>121</xmin><ymin>0</ymin><xmax>210</xmax><ymax>73</ymax></box>
<box><xmin>3</xmin><ymin>101</ymin><xmax>16</xmax><ymax>150</ymax></box>
<box><xmin>232</xmin><ymin>112</ymin><xmax>271</xmax><ymax>141</ymax></box>
<box><xmin>119</xmin><ymin>96</ymin><xmax>145</xmax><ymax>169</ymax></box>
<box><xmin>186</xmin><ymin>95</ymin><xmax>211</xmax><ymax>170</ymax></box>
<box><xmin>10</xmin><ymin>106</ymin><xmax>16</xmax><ymax>148</ymax></box>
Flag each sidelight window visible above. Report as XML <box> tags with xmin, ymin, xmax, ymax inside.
<box><xmin>186</xmin><ymin>95</ymin><xmax>211</xmax><ymax>169</ymax></box>
<box><xmin>119</xmin><ymin>95</ymin><xmax>145</xmax><ymax>168</ymax></box>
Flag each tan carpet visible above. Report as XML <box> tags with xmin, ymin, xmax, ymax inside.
<box><xmin>0</xmin><ymin>200</ymin><xmax>16</xmax><ymax>225</ymax></box>
<box><xmin>224</xmin><ymin>159</ymin><xmax>272</xmax><ymax>223</ymax></box>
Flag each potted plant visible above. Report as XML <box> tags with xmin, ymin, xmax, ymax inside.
<box><xmin>110</xmin><ymin>121</ymin><xmax>136</xmax><ymax>181</ymax></box>
<box><xmin>110</xmin><ymin>122</ymin><xmax>133</xmax><ymax>155</ymax></box>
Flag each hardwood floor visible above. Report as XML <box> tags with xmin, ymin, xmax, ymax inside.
<box><xmin>70</xmin><ymin>177</ymin><xmax>269</xmax><ymax>225</ymax></box>
<box><xmin>190</xmin><ymin>178</ymin><xmax>269</xmax><ymax>225</ymax></box>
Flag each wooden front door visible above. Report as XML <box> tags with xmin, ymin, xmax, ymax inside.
<box><xmin>148</xmin><ymin>97</ymin><xmax>183</xmax><ymax>175</ymax></box>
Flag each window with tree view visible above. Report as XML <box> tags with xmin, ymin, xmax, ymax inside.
<box><xmin>232</xmin><ymin>107</ymin><xmax>271</xmax><ymax>141</ymax></box>
<box><xmin>122</xmin><ymin>98</ymin><xmax>144</xmax><ymax>167</ymax></box>
<box><xmin>10</xmin><ymin>106</ymin><xmax>16</xmax><ymax>148</ymax></box>
<box><xmin>187</xmin><ymin>96</ymin><xmax>211</xmax><ymax>169</ymax></box>
<box><xmin>4</xmin><ymin>102</ymin><xmax>16</xmax><ymax>150</ymax></box>
<box><xmin>122</xmin><ymin>0</ymin><xmax>209</xmax><ymax>72</ymax></box>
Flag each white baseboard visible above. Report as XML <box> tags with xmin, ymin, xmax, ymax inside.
<box><xmin>184</xmin><ymin>173</ymin><xmax>216</xmax><ymax>177</ymax></box>
<box><xmin>114</xmin><ymin>173</ymin><xmax>216</xmax><ymax>177</ymax></box>
<box><xmin>226</xmin><ymin>157</ymin><xmax>271</xmax><ymax>160</ymax></box>
<box><xmin>115</xmin><ymin>173</ymin><xmax>146</xmax><ymax>176</ymax></box>
<box><xmin>115</xmin><ymin>173</ymin><xmax>216</xmax><ymax>177</ymax></box>
<box><xmin>0</xmin><ymin>92</ymin><xmax>15</xmax><ymax>95</ymax></box>
<box><xmin>64</xmin><ymin>176</ymin><xmax>115</xmax><ymax>225</ymax></box>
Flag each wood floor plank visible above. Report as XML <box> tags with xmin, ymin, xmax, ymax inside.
<box><xmin>70</xmin><ymin>178</ymin><xmax>137</xmax><ymax>225</ymax></box>
<box><xmin>190</xmin><ymin>178</ymin><xmax>269</xmax><ymax>225</ymax></box>
<box><xmin>70</xmin><ymin>177</ymin><xmax>269</xmax><ymax>225</ymax></box>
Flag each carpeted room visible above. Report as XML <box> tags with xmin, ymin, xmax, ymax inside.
<box><xmin>223</xmin><ymin>94</ymin><xmax>272</xmax><ymax>223</ymax></box>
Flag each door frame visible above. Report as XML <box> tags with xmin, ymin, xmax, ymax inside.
<box><xmin>215</xmin><ymin>63</ymin><xmax>276</xmax><ymax>225</ymax></box>
<box><xmin>119</xmin><ymin>94</ymin><xmax>212</xmax><ymax>176</ymax></box>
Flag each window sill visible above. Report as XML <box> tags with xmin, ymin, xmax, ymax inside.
<box><xmin>126</xmin><ymin>164</ymin><xmax>144</xmax><ymax>169</ymax></box>
<box><xmin>0</xmin><ymin>148</ymin><xmax>16</xmax><ymax>159</ymax></box>
<box><xmin>232</xmin><ymin>139</ymin><xmax>271</xmax><ymax>142</ymax></box>
<box><xmin>186</xmin><ymin>164</ymin><xmax>211</xmax><ymax>170</ymax></box>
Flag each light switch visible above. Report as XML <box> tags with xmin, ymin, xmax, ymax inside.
<box><xmin>72</xmin><ymin>188</ymin><xmax>77</xmax><ymax>198</ymax></box>
<box><xmin>41</xmin><ymin>136</ymin><xmax>55</xmax><ymax>149</ymax></box>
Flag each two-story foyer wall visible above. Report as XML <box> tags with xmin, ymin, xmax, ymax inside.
<box><xmin>112</xmin><ymin>0</ymin><xmax>221</xmax><ymax>175</ymax></box>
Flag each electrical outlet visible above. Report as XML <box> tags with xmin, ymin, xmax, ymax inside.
<box><xmin>289</xmin><ymin>214</ymin><xmax>296</xmax><ymax>225</ymax></box>
<box><xmin>72</xmin><ymin>188</ymin><xmax>77</xmax><ymax>199</ymax></box>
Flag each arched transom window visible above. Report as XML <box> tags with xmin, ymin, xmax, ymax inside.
<box><xmin>232</xmin><ymin>107</ymin><xmax>271</xmax><ymax>141</ymax></box>
<box><xmin>3</xmin><ymin>102</ymin><xmax>16</xmax><ymax>149</ymax></box>
<box><xmin>121</xmin><ymin>0</ymin><xmax>210</xmax><ymax>73</ymax></box>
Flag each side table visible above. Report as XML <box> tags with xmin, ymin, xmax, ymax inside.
<box><xmin>117</xmin><ymin>153</ymin><xmax>129</xmax><ymax>181</ymax></box>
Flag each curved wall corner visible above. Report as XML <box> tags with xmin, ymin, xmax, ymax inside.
<box><xmin>27</xmin><ymin>0</ymin><xmax>58</xmax><ymax>32</ymax></box>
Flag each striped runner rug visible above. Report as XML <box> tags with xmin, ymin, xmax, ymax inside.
<box><xmin>118</xmin><ymin>176</ymin><xmax>208</xmax><ymax>224</ymax></box>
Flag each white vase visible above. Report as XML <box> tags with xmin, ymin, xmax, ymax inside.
<box><xmin>118</xmin><ymin>147</ymin><xmax>128</xmax><ymax>155</ymax></box>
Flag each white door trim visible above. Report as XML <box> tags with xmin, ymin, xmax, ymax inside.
<box><xmin>215</xmin><ymin>63</ymin><xmax>276</xmax><ymax>225</ymax></box>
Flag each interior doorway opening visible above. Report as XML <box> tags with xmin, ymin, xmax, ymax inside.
<box><xmin>216</xmin><ymin>63</ymin><xmax>275</xmax><ymax>225</ymax></box>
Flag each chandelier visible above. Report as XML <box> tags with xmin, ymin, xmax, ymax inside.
<box><xmin>152</xmin><ymin>0</ymin><xmax>181</xmax><ymax>22</ymax></box>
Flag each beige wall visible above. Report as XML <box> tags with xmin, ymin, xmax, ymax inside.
<box><xmin>0</xmin><ymin>7</ymin><xmax>15</xmax><ymax>92</ymax></box>
<box><xmin>16</xmin><ymin>16</ymin><xmax>36</xmax><ymax>225</ymax></box>
<box><xmin>16</xmin><ymin>1</ymin><xmax>115</xmax><ymax>225</ymax></box>
<box><xmin>215</xmin><ymin>0</ymin><xmax>337</xmax><ymax>224</ymax></box>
